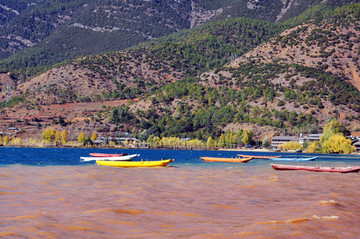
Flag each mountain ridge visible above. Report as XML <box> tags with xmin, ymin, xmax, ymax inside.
<box><xmin>1</xmin><ymin>2</ymin><xmax>360</xmax><ymax>143</ymax></box>
<box><xmin>0</xmin><ymin>0</ymin><xmax>356</xmax><ymax>77</ymax></box>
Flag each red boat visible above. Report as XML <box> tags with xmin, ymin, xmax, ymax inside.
<box><xmin>89</xmin><ymin>153</ymin><xmax>128</xmax><ymax>157</ymax></box>
<box><xmin>201</xmin><ymin>156</ymin><xmax>253</xmax><ymax>163</ymax></box>
<box><xmin>271</xmin><ymin>164</ymin><xmax>360</xmax><ymax>173</ymax></box>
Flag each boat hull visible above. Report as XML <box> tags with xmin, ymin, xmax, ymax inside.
<box><xmin>237</xmin><ymin>154</ymin><xmax>281</xmax><ymax>159</ymax></box>
<box><xmin>96</xmin><ymin>159</ymin><xmax>174</xmax><ymax>167</ymax></box>
<box><xmin>89</xmin><ymin>153</ymin><xmax>128</xmax><ymax>157</ymax></box>
<box><xmin>270</xmin><ymin>157</ymin><xmax>316</xmax><ymax>161</ymax></box>
<box><xmin>271</xmin><ymin>164</ymin><xmax>360</xmax><ymax>173</ymax></box>
<box><xmin>80</xmin><ymin>154</ymin><xmax>139</xmax><ymax>162</ymax></box>
<box><xmin>201</xmin><ymin>156</ymin><xmax>253</xmax><ymax>163</ymax></box>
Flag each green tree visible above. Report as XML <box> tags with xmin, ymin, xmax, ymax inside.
<box><xmin>147</xmin><ymin>135</ymin><xmax>155</xmax><ymax>148</ymax></box>
<box><xmin>218</xmin><ymin>133</ymin><xmax>225</xmax><ymax>148</ymax></box>
<box><xmin>320</xmin><ymin>119</ymin><xmax>353</xmax><ymax>153</ymax></box>
<box><xmin>241</xmin><ymin>130</ymin><xmax>253</xmax><ymax>146</ymax></box>
<box><xmin>261</xmin><ymin>136</ymin><xmax>270</xmax><ymax>148</ymax></box>
<box><xmin>206</xmin><ymin>136</ymin><xmax>215</xmax><ymax>150</ymax></box>
<box><xmin>320</xmin><ymin>119</ymin><xmax>350</xmax><ymax>144</ymax></box>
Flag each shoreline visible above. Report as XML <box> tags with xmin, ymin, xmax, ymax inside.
<box><xmin>1</xmin><ymin>144</ymin><xmax>360</xmax><ymax>156</ymax></box>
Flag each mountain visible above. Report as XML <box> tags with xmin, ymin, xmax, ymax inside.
<box><xmin>0</xmin><ymin>0</ymin><xmax>356</xmax><ymax>78</ymax></box>
<box><xmin>1</xmin><ymin>3</ymin><xmax>360</xmax><ymax>142</ymax></box>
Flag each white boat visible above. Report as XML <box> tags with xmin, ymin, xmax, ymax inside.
<box><xmin>80</xmin><ymin>154</ymin><xmax>140</xmax><ymax>162</ymax></box>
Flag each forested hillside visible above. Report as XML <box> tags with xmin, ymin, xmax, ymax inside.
<box><xmin>9</xmin><ymin>17</ymin><xmax>284</xmax><ymax>105</ymax></box>
<box><xmin>1</xmin><ymin>3</ymin><xmax>360</xmax><ymax>143</ymax></box>
<box><xmin>0</xmin><ymin>0</ymin><xmax>356</xmax><ymax>81</ymax></box>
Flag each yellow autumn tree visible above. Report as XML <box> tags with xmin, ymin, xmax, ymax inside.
<box><xmin>320</xmin><ymin>119</ymin><xmax>349</xmax><ymax>144</ymax></box>
<box><xmin>11</xmin><ymin>137</ymin><xmax>23</xmax><ymax>146</ymax></box>
<box><xmin>55</xmin><ymin>131</ymin><xmax>62</xmax><ymax>145</ymax></box>
<box><xmin>41</xmin><ymin>128</ymin><xmax>56</xmax><ymax>144</ymax></box>
<box><xmin>61</xmin><ymin>130</ymin><xmax>68</xmax><ymax>144</ymax></box>
<box><xmin>319</xmin><ymin>120</ymin><xmax>353</xmax><ymax>154</ymax></box>
<box><xmin>305</xmin><ymin>141</ymin><xmax>320</xmax><ymax>153</ymax></box>
<box><xmin>321</xmin><ymin>134</ymin><xmax>354</xmax><ymax>154</ymax></box>
<box><xmin>147</xmin><ymin>135</ymin><xmax>155</xmax><ymax>148</ymax></box>
<box><xmin>4</xmin><ymin>135</ymin><xmax>10</xmax><ymax>145</ymax></box>
<box><xmin>27</xmin><ymin>137</ymin><xmax>38</xmax><ymax>146</ymax></box>
<box><xmin>279</xmin><ymin>141</ymin><xmax>303</xmax><ymax>151</ymax></box>
<box><xmin>0</xmin><ymin>135</ymin><xmax>3</xmax><ymax>145</ymax></box>
<box><xmin>78</xmin><ymin>132</ymin><xmax>86</xmax><ymax>144</ymax></box>
<box><xmin>91</xmin><ymin>133</ymin><xmax>98</xmax><ymax>141</ymax></box>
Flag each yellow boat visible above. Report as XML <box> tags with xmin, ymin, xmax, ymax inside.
<box><xmin>96</xmin><ymin>159</ymin><xmax>174</xmax><ymax>168</ymax></box>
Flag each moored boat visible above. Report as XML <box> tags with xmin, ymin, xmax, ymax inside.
<box><xmin>80</xmin><ymin>154</ymin><xmax>140</xmax><ymax>162</ymax></box>
<box><xmin>270</xmin><ymin>156</ymin><xmax>316</xmax><ymax>161</ymax></box>
<box><xmin>201</xmin><ymin>156</ymin><xmax>253</xmax><ymax>163</ymax></box>
<box><xmin>271</xmin><ymin>164</ymin><xmax>360</xmax><ymax>173</ymax></box>
<box><xmin>237</xmin><ymin>154</ymin><xmax>281</xmax><ymax>159</ymax></box>
<box><xmin>96</xmin><ymin>159</ymin><xmax>174</xmax><ymax>167</ymax></box>
<box><xmin>89</xmin><ymin>153</ymin><xmax>128</xmax><ymax>157</ymax></box>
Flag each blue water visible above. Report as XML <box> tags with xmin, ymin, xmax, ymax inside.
<box><xmin>0</xmin><ymin>147</ymin><xmax>360</xmax><ymax>167</ymax></box>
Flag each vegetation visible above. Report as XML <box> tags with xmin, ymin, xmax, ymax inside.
<box><xmin>321</xmin><ymin>134</ymin><xmax>354</xmax><ymax>154</ymax></box>
<box><xmin>41</xmin><ymin>128</ymin><xmax>69</xmax><ymax>145</ymax></box>
<box><xmin>319</xmin><ymin>120</ymin><xmax>354</xmax><ymax>154</ymax></box>
<box><xmin>0</xmin><ymin>3</ymin><xmax>360</xmax><ymax>154</ymax></box>
<box><xmin>146</xmin><ymin>129</ymin><xmax>253</xmax><ymax>149</ymax></box>
<box><xmin>78</xmin><ymin>133</ymin><xmax>86</xmax><ymax>144</ymax></box>
<box><xmin>305</xmin><ymin>141</ymin><xmax>320</xmax><ymax>153</ymax></box>
<box><xmin>278</xmin><ymin>142</ymin><xmax>303</xmax><ymax>151</ymax></box>
<box><xmin>283</xmin><ymin>120</ymin><xmax>355</xmax><ymax>154</ymax></box>
<box><xmin>0</xmin><ymin>0</ymin><xmax>305</xmax><ymax>79</ymax></box>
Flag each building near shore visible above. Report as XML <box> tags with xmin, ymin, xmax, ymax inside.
<box><xmin>271</xmin><ymin>134</ymin><xmax>323</xmax><ymax>148</ymax></box>
<box><xmin>349</xmin><ymin>132</ymin><xmax>360</xmax><ymax>151</ymax></box>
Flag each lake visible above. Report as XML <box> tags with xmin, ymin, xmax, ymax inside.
<box><xmin>1</xmin><ymin>147</ymin><xmax>360</xmax><ymax>238</ymax></box>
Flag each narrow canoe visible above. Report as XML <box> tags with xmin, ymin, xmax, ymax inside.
<box><xmin>201</xmin><ymin>156</ymin><xmax>253</xmax><ymax>163</ymax></box>
<box><xmin>271</xmin><ymin>164</ymin><xmax>360</xmax><ymax>173</ymax></box>
<box><xmin>237</xmin><ymin>154</ymin><xmax>281</xmax><ymax>159</ymax></box>
<box><xmin>80</xmin><ymin>154</ymin><xmax>139</xmax><ymax>162</ymax></box>
<box><xmin>270</xmin><ymin>157</ymin><xmax>316</xmax><ymax>161</ymax></box>
<box><xmin>96</xmin><ymin>159</ymin><xmax>174</xmax><ymax>168</ymax></box>
<box><xmin>89</xmin><ymin>153</ymin><xmax>128</xmax><ymax>157</ymax></box>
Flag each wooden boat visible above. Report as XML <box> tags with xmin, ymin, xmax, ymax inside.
<box><xmin>270</xmin><ymin>156</ymin><xmax>316</xmax><ymax>161</ymax></box>
<box><xmin>271</xmin><ymin>164</ymin><xmax>360</xmax><ymax>173</ymax></box>
<box><xmin>89</xmin><ymin>153</ymin><xmax>128</xmax><ymax>157</ymax></box>
<box><xmin>237</xmin><ymin>154</ymin><xmax>281</xmax><ymax>159</ymax></box>
<box><xmin>80</xmin><ymin>154</ymin><xmax>140</xmax><ymax>162</ymax></box>
<box><xmin>96</xmin><ymin>159</ymin><xmax>174</xmax><ymax>168</ymax></box>
<box><xmin>201</xmin><ymin>156</ymin><xmax>253</xmax><ymax>163</ymax></box>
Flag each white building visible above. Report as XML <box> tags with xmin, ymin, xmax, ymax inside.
<box><xmin>271</xmin><ymin>134</ymin><xmax>323</xmax><ymax>148</ymax></box>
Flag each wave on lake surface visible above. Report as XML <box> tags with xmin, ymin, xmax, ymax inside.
<box><xmin>0</xmin><ymin>147</ymin><xmax>360</xmax><ymax>166</ymax></box>
<box><xmin>1</xmin><ymin>147</ymin><xmax>360</xmax><ymax>238</ymax></box>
